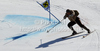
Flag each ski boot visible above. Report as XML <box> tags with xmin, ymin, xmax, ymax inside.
<box><xmin>87</xmin><ymin>29</ymin><xmax>90</xmax><ymax>34</ymax></box>
<box><xmin>71</xmin><ymin>31</ymin><xmax>77</xmax><ymax>36</ymax></box>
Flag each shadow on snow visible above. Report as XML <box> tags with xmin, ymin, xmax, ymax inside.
<box><xmin>36</xmin><ymin>34</ymin><xmax>86</xmax><ymax>49</ymax></box>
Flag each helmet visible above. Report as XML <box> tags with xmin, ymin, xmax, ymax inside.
<box><xmin>66</xmin><ymin>9</ymin><xmax>73</xmax><ymax>14</ymax></box>
<box><xmin>66</xmin><ymin>9</ymin><xmax>70</xmax><ymax>12</ymax></box>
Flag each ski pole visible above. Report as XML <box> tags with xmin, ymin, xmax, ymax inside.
<box><xmin>47</xmin><ymin>19</ymin><xmax>64</xmax><ymax>33</ymax></box>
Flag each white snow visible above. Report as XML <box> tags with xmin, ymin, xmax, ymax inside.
<box><xmin>0</xmin><ymin>0</ymin><xmax>100</xmax><ymax>51</ymax></box>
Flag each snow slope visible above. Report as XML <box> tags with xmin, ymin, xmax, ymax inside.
<box><xmin>0</xmin><ymin>0</ymin><xmax>100</xmax><ymax>51</ymax></box>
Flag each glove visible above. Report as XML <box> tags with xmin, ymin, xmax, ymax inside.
<box><xmin>63</xmin><ymin>14</ymin><xmax>68</xmax><ymax>19</ymax></box>
<box><xmin>63</xmin><ymin>16</ymin><xmax>66</xmax><ymax>19</ymax></box>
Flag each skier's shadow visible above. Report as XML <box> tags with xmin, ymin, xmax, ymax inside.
<box><xmin>35</xmin><ymin>34</ymin><xmax>86</xmax><ymax>49</ymax></box>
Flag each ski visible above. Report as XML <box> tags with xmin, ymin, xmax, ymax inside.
<box><xmin>62</xmin><ymin>31</ymin><xmax>84</xmax><ymax>39</ymax></box>
<box><xmin>83</xmin><ymin>30</ymin><xmax>96</xmax><ymax>38</ymax></box>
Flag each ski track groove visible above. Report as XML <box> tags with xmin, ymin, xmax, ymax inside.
<box><xmin>76</xmin><ymin>29</ymin><xmax>98</xmax><ymax>51</ymax></box>
<box><xmin>76</xmin><ymin>37</ymin><xmax>86</xmax><ymax>51</ymax></box>
<box><xmin>96</xmin><ymin>31</ymin><xmax>100</xmax><ymax>51</ymax></box>
<box><xmin>93</xmin><ymin>32</ymin><xmax>99</xmax><ymax>51</ymax></box>
<box><xmin>84</xmin><ymin>32</ymin><xmax>97</xmax><ymax>51</ymax></box>
<box><xmin>92</xmin><ymin>31</ymin><xmax>99</xmax><ymax>51</ymax></box>
<box><xmin>77</xmin><ymin>32</ymin><xmax>93</xmax><ymax>51</ymax></box>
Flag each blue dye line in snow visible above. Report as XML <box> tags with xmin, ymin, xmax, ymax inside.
<box><xmin>4</xmin><ymin>15</ymin><xmax>58</xmax><ymax>40</ymax></box>
<box><xmin>5</xmin><ymin>24</ymin><xmax>55</xmax><ymax>41</ymax></box>
<box><xmin>9</xmin><ymin>23</ymin><xmax>56</xmax><ymax>40</ymax></box>
<box><xmin>4</xmin><ymin>15</ymin><xmax>58</xmax><ymax>26</ymax></box>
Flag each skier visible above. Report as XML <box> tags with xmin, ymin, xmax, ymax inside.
<box><xmin>63</xmin><ymin>9</ymin><xmax>90</xmax><ymax>36</ymax></box>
